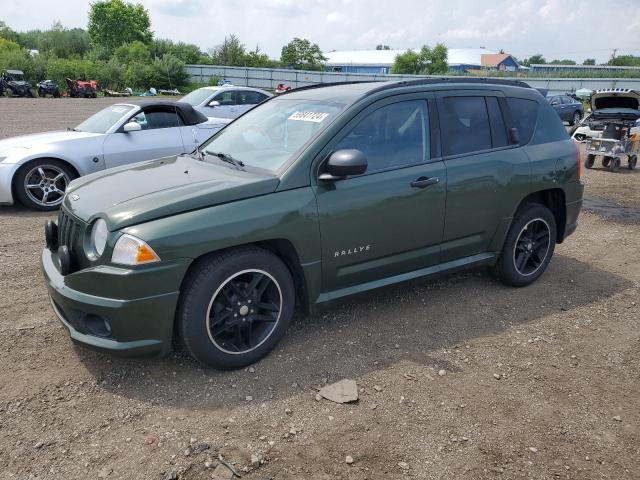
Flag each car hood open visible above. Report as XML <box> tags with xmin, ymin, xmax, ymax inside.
<box><xmin>591</xmin><ymin>90</ymin><xmax>640</xmax><ymax>111</ymax></box>
<box><xmin>63</xmin><ymin>155</ymin><xmax>280</xmax><ymax>230</ymax></box>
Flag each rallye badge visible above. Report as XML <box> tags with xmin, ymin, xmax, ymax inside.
<box><xmin>334</xmin><ymin>245</ymin><xmax>371</xmax><ymax>257</ymax></box>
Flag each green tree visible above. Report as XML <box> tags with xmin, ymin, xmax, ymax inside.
<box><xmin>0</xmin><ymin>37</ymin><xmax>21</xmax><ymax>52</ymax></box>
<box><xmin>520</xmin><ymin>54</ymin><xmax>546</xmax><ymax>66</ymax></box>
<box><xmin>208</xmin><ymin>34</ymin><xmax>247</xmax><ymax>66</ymax></box>
<box><xmin>391</xmin><ymin>49</ymin><xmax>422</xmax><ymax>74</ymax></box>
<box><xmin>148</xmin><ymin>53</ymin><xmax>189</xmax><ymax>88</ymax></box>
<box><xmin>280</xmin><ymin>37</ymin><xmax>326</xmax><ymax>70</ymax></box>
<box><xmin>426</xmin><ymin>43</ymin><xmax>448</xmax><ymax>74</ymax></box>
<box><xmin>0</xmin><ymin>21</ymin><xmax>19</xmax><ymax>42</ymax></box>
<box><xmin>151</xmin><ymin>39</ymin><xmax>203</xmax><ymax>64</ymax></box>
<box><xmin>113</xmin><ymin>40</ymin><xmax>151</xmax><ymax>64</ymax></box>
<box><xmin>391</xmin><ymin>43</ymin><xmax>448</xmax><ymax>75</ymax></box>
<box><xmin>88</xmin><ymin>0</ymin><xmax>152</xmax><ymax>55</ymax></box>
<box><xmin>609</xmin><ymin>55</ymin><xmax>640</xmax><ymax>67</ymax></box>
<box><xmin>583</xmin><ymin>58</ymin><xmax>596</xmax><ymax>66</ymax></box>
<box><xmin>549</xmin><ymin>59</ymin><xmax>576</xmax><ymax>65</ymax></box>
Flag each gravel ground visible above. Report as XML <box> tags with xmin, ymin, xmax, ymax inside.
<box><xmin>0</xmin><ymin>98</ymin><xmax>639</xmax><ymax>480</ymax></box>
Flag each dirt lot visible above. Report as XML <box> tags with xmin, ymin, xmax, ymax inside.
<box><xmin>0</xmin><ymin>98</ymin><xmax>639</xmax><ymax>480</ymax></box>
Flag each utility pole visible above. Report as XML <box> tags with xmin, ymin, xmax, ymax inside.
<box><xmin>610</xmin><ymin>48</ymin><xmax>617</xmax><ymax>62</ymax></box>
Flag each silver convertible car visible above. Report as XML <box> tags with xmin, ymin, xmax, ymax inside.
<box><xmin>0</xmin><ymin>101</ymin><xmax>230</xmax><ymax>210</ymax></box>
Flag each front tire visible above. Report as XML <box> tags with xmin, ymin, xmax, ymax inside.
<box><xmin>14</xmin><ymin>159</ymin><xmax>75</xmax><ymax>210</ymax></box>
<box><xmin>585</xmin><ymin>154</ymin><xmax>595</xmax><ymax>169</ymax></box>
<box><xmin>609</xmin><ymin>157</ymin><xmax>621</xmax><ymax>173</ymax></box>
<box><xmin>492</xmin><ymin>203</ymin><xmax>556</xmax><ymax>287</ymax></box>
<box><xmin>569</xmin><ymin>111</ymin><xmax>581</xmax><ymax>126</ymax></box>
<box><xmin>177</xmin><ymin>247</ymin><xmax>295</xmax><ymax>369</ymax></box>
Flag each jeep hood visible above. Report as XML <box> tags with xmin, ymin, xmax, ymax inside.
<box><xmin>591</xmin><ymin>90</ymin><xmax>640</xmax><ymax>111</ymax></box>
<box><xmin>63</xmin><ymin>155</ymin><xmax>280</xmax><ymax>230</ymax></box>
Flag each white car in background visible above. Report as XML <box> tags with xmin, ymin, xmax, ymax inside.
<box><xmin>0</xmin><ymin>101</ymin><xmax>230</xmax><ymax>210</ymax></box>
<box><xmin>181</xmin><ymin>86</ymin><xmax>273</xmax><ymax>119</ymax></box>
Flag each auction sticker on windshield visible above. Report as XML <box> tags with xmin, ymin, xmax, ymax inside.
<box><xmin>288</xmin><ymin>111</ymin><xmax>329</xmax><ymax>123</ymax></box>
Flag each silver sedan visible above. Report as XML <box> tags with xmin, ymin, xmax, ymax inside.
<box><xmin>0</xmin><ymin>101</ymin><xmax>229</xmax><ymax>210</ymax></box>
<box><xmin>180</xmin><ymin>86</ymin><xmax>272</xmax><ymax>119</ymax></box>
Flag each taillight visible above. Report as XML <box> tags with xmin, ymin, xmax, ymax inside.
<box><xmin>573</xmin><ymin>139</ymin><xmax>581</xmax><ymax>180</ymax></box>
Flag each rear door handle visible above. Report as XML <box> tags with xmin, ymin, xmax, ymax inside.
<box><xmin>411</xmin><ymin>176</ymin><xmax>439</xmax><ymax>188</ymax></box>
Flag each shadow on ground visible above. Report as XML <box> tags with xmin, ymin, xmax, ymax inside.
<box><xmin>76</xmin><ymin>252</ymin><xmax>631</xmax><ymax>409</ymax></box>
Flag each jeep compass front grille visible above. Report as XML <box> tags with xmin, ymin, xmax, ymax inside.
<box><xmin>57</xmin><ymin>210</ymin><xmax>81</xmax><ymax>253</ymax></box>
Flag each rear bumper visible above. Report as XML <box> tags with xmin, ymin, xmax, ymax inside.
<box><xmin>41</xmin><ymin>248</ymin><xmax>189</xmax><ymax>357</ymax></box>
<box><xmin>562</xmin><ymin>180</ymin><xmax>584</xmax><ymax>241</ymax></box>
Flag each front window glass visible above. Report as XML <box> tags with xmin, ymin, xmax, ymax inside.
<box><xmin>181</xmin><ymin>88</ymin><xmax>215</xmax><ymax>106</ymax></box>
<box><xmin>334</xmin><ymin>100</ymin><xmax>429</xmax><ymax>172</ymax></box>
<box><xmin>214</xmin><ymin>91</ymin><xmax>235</xmax><ymax>105</ymax></box>
<box><xmin>75</xmin><ymin>105</ymin><xmax>135</xmax><ymax>133</ymax></box>
<box><xmin>201</xmin><ymin>98</ymin><xmax>346</xmax><ymax>172</ymax></box>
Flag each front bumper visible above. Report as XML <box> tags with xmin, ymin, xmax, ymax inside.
<box><xmin>41</xmin><ymin>248</ymin><xmax>190</xmax><ymax>357</ymax></box>
<box><xmin>0</xmin><ymin>163</ymin><xmax>19</xmax><ymax>205</ymax></box>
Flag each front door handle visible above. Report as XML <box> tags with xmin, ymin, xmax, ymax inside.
<box><xmin>411</xmin><ymin>176</ymin><xmax>439</xmax><ymax>188</ymax></box>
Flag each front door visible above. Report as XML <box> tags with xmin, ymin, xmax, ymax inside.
<box><xmin>315</xmin><ymin>97</ymin><xmax>446</xmax><ymax>293</ymax></box>
<box><xmin>102</xmin><ymin>106</ymin><xmax>186</xmax><ymax>168</ymax></box>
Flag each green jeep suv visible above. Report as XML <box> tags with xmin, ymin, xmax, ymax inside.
<box><xmin>41</xmin><ymin>79</ymin><xmax>584</xmax><ymax>369</ymax></box>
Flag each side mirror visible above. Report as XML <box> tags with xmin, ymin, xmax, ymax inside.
<box><xmin>123</xmin><ymin>121</ymin><xmax>141</xmax><ymax>132</ymax></box>
<box><xmin>319</xmin><ymin>149</ymin><xmax>368</xmax><ymax>181</ymax></box>
<box><xmin>509</xmin><ymin>127</ymin><xmax>520</xmax><ymax>145</ymax></box>
<box><xmin>208</xmin><ymin>100</ymin><xmax>220</xmax><ymax>107</ymax></box>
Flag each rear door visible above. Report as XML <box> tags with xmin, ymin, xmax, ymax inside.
<box><xmin>102</xmin><ymin>106</ymin><xmax>186</xmax><ymax>168</ymax></box>
<box><xmin>315</xmin><ymin>94</ymin><xmax>446</xmax><ymax>292</ymax></box>
<box><xmin>436</xmin><ymin>91</ymin><xmax>530</xmax><ymax>262</ymax></box>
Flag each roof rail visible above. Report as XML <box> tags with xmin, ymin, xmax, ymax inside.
<box><xmin>278</xmin><ymin>80</ymin><xmax>378</xmax><ymax>95</ymax></box>
<box><xmin>277</xmin><ymin>77</ymin><xmax>532</xmax><ymax>97</ymax></box>
<box><xmin>366</xmin><ymin>77</ymin><xmax>531</xmax><ymax>95</ymax></box>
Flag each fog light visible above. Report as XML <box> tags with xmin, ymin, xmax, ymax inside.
<box><xmin>45</xmin><ymin>220</ymin><xmax>58</xmax><ymax>250</ymax></box>
<box><xmin>58</xmin><ymin>245</ymin><xmax>71</xmax><ymax>275</ymax></box>
<box><xmin>83</xmin><ymin>314</ymin><xmax>112</xmax><ymax>337</ymax></box>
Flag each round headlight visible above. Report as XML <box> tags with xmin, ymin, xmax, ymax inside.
<box><xmin>90</xmin><ymin>219</ymin><xmax>108</xmax><ymax>257</ymax></box>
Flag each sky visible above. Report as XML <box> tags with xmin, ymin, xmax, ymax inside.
<box><xmin>3</xmin><ymin>0</ymin><xmax>640</xmax><ymax>64</ymax></box>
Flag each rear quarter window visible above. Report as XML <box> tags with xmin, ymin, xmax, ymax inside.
<box><xmin>531</xmin><ymin>102</ymin><xmax>569</xmax><ymax>144</ymax></box>
<box><xmin>506</xmin><ymin>98</ymin><xmax>537</xmax><ymax>145</ymax></box>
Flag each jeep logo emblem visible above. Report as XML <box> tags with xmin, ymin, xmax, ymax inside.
<box><xmin>334</xmin><ymin>245</ymin><xmax>371</xmax><ymax>257</ymax></box>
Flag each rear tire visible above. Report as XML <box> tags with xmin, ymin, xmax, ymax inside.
<box><xmin>628</xmin><ymin>155</ymin><xmax>637</xmax><ymax>170</ymax></box>
<box><xmin>491</xmin><ymin>203</ymin><xmax>557</xmax><ymax>287</ymax></box>
<box><xmin>602</xmin><ymin>157</ymin><xmax>611</xmax><ymax>168</ymax></box>
<box><xmin>177</xmin><ymin>247</ymin><xmax>296</xmax><ymax>369</ymax></box>
<box><xmin>584</xmin><ymin>154</ymin><xmax>595</xmax><ymax>169</ymax></box>
<box><xmin>609</xmin><ymin>157</ymin><xmax>621</xmax><ymax>173</ymax></box>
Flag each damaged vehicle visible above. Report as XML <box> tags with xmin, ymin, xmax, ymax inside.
<box><xmin>1</xmin><ymin>70</ymin><xmax>34</xmax><ymax>97</ymax></box>
<box><xmin>583</xmin><ymin>89</ymin><xmax>640</xmax><ymax>172</ymax></box>
<box><xmin>0</xmin><ymin>101</ymin><xmax>230</xmax><ymax>210</ymax></box>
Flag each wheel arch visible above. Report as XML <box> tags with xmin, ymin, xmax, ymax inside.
<box><xmin>515</xmin><ymin>188</ymin><xmax>567</xmax><ymax>243</ymax></box>
<box><xmin>11</xmin><ymin>157</ymin><xmax>80</xmax><ymax>204</ymax></box>
<box><xmin>178</xmin><ymin>238</ymin><xmax>309</xmax><ymax>314</ymax></box>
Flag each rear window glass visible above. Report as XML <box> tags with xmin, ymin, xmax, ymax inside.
<box><xmin>506</xmin><ymin>98</ymin><xmax>537</xmax><ymax>145</ymax></box>
<box><xmin>531</xmin><ymin>103</ymin><xmax>569</xmax><ymax>144</ymax></box>
<box><xmin>440</xmin><ymin>97</ymin><xmax>491</xmax><ymax>156</ymax></box>
<box><xmin>486</xmin><ymin>97</ymin><xmax>508</xmax><ymax>148</ymax></box>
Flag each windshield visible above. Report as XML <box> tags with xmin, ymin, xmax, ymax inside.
<box><xmin>181</xmin><ymin>88</ymin><xmax>215</xmax><ymax>106</ymax></box>
<box><xmin>201</xmin><ymin>98</ymin><xmax>346</xmax><ymax>172</ymax></box>
<box><xmin>75</xmin><ymin>105</ymin><xmax>135</xmax><ymax>134</ymax></box>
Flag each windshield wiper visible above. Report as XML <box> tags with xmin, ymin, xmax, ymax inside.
<box><xmin>206</xmin><ymin>151</ymin><xmax>245</xmax><ymax>169</ymax></box>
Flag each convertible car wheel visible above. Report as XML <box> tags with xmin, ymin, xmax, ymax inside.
<box><xmin>15</xmin><ymin>160</ymin><xmax>75</xmax><ymax>211</ymax></box>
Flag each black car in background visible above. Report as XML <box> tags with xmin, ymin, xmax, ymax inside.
<box><xmin>547</xmin><ymin>94</ymin><xmax>584</xmax><ymax>125</ymax></box>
